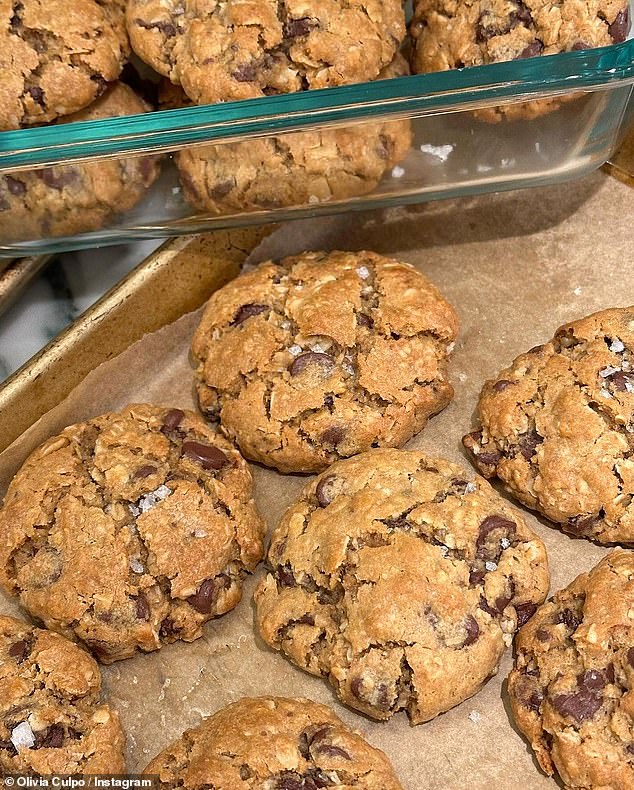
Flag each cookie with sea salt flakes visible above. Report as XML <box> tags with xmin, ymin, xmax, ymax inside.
<box><xmin>463</xmin><ymin>306</ymin><xmax>634</xmax><ymax>545</ymax></box>
<box><xmin>192</xmin><ymin>250</ymin><xmax>459</xmax><ymax>474</ymax></box>
<box><xmin>254</xmin><ymin>449</ymin><xmax>550</xmax><ymax>723</ymax></box>
<box><xmin>508</xmin><ymin>549</ymin><xmax>634</xmax><ymax>789</ymax></box>
<box><xmin>0</xmin><ymin>404</ymin><xmax>265</xmax><ymax>664</ymax></box>
<box><xmin>0</xmin><ymin>615</ymin><xmax>125</xmax><ymax>776</ymax></box>
<box><xmin>144</xmin><ymin>696</ymin><xmax>404</xmax><ymax>789</ymax></box>
<box><xmin>0</xmin><ymin>0</ymin><xmax>130</xmax><ymax>130</ymax></box>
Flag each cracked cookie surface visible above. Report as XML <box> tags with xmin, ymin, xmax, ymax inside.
<box><xmin>192</xmin><ymin>250</ymin><xmax>459</xmax><ymax>473</ymax></box>
<box><xmin>254</xmin><ymin>448</ymin><xmax>550</xmax><ymax>723</ymax></box>
<box><xmin>508</xmin><ymin>550</ymin><xmax>634</xmax><ymax>790</ymax></box>
<box><xmin>410</xmin><ymin>0</ymin><xmax>629</xmax><ymax>72</ymax></box>
<box><xmin>143</xmin><ymin>696</ymin><xmax>404</xmax><ymax>788</ymax></box>
<box><xmin>463</xmin><ymin>306</ymin><xmax>634</xmax><ymax>544</ymax></box>
<box><xmin>160</xmin><ymin>55</ymin><xmax>412</xmax><ymax>214</ymax></box>
<box><xmin>0</xmin><ymin>0</ymin><xmax>130</xmax><ymax>130</ymax></box>
<box><xmin>0</xmin><ymin>615</ymin><xmax>125</xmax><ymax>775</ymax></box>
<box><xmin>126</xmin><ymin>0</ymin><xmax>405</xmax><ymax>105</ymax></box>
<box><xmin>0</xmin><ymin>83</ymin><xmax>160</xmax><ymax>243</ymax></box>
<box><xmin>409</xmin><ymin>0</ymin><xmax>629</xmax><ymax>121</ymax></box>
<box><xmin>0</xmin><ymin>404</ymin><xmax>265</xmax><ymax>664</ymax></box>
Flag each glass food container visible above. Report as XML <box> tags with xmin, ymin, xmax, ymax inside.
<box><xmin>0</xmin><ymin>15</ymin><xmax>632</xmax><ymax>257</ymax></box>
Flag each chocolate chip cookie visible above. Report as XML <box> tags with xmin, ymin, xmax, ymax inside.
<box><xmin>192</xmin><ymin>250</ymin><xmax>458</xmax><ymax>473</ymax></box>
<box><xmin>0</xmin><ymin>615</ymin><xmax>125</xmax><ymax>775</ymax></box>
<box><xmin>254</xmin><ymin>449</ymin><xmax>550</xmax><ymax>723</ymax></box>
<box><xmin>463</xmin><ymin>306</ymin><xmax>634</xmax><ymax>545</ymax></box>
<box><xmin>144</xmin><ymin>696</ymin><xmax>404</xmax><ymax>788</ymax></box>
<box><xmin>162</xmin><ymin>55</ymin><xmax>412</xmax><ymax>214</ymax></box>
<box><xmin>0</xmin><ymin>83</ymin><xmax>161</xmax><ymax>244</ymax></box>
<box><xmin>0</xmin><ymin>404</ymin><xmax>265</xmax><ymax>663</ymax></box>
<box><xmin>508</xmin><ymin>549</ymin><xmax>634</xmax><ymax>789</ymax></box>
<box><xmin>0</xmin><ymin>0</ymin><xmax>130</xmax><ymax>130</ymax></box>
<box><xmin>410</xmin><ymin>0</ymin><xmax>630</xmax><ymax>121</ymax></box>
<box><xmin>127</xmin><ymin>0</ymin><xmax>405</xmax><ymax>105</ymax></box>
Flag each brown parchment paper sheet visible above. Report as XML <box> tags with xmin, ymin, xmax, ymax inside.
<box><xmin>1</xmin><ymin>169</ymin><xmax>633</xmax><ymax>789</ymax></box>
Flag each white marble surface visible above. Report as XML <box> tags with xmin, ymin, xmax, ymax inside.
<box><xmin>0</xmin><ymin>239</ymin><xmax>162</xmax><ymax>381</ymax></box>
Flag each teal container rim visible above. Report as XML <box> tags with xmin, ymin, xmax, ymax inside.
<box><xmin>0</xmin><ymin>38</ymin><xmax>633</xmax><ymax>169</ymax></box>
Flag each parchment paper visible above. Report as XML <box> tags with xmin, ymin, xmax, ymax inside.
<box><xmin>1</xmin><ymin>169</ymin><xmax>633</xmax><ymax>789</ymax></box>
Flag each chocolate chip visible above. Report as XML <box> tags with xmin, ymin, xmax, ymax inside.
<box><xmin>134</xmin><ymin>465</ymin><xmax>157</xmax><ymax>479</ymax></box>
<box><xmin>526</xmin><ymin>689</ymin><xmax>544</xmax><ymax>712</ymax></box>
<box><xmin>463</xmin><ymin>615</ymin><xmax>480</xmax><ymax>646</ymax></box>
<box><xmin>232</xmin><ymin>303</ymin><xmax>268</xmax><ymax>326</ymax></box>
<box><xmin>294</xmin><ymin>614</ymin><xmax>315</xmax><ymax>626</ymax></box>
<box><xmin>239</xmin><ymin>765</ymin><xmax>252</xmax><ymax>780</ymax></box>
<box><xmin>134</xmin><ymin>17</ymin><xmax>177</xmax><ymax>36</ymax></box>
<box><xmin>161</xmin><ymin>408</ymin><xmax>184</xmax><ymax>433</ymax></box>
<box><xmin>609</xmin><ymin>8</ymin><xmax>629</xmax><ymax>42</ymax></box>
<box><xmin>552</xmin><ymin>689</ymin><xmax>603</xmax><ymax>722</ymax></box>
<box><xmin>518</xmin><ymin>40</ymin><xmax>544</xmax><ymax>58</ymax></box>
<box><xmin>609</xmin><ymin>371</ymin><xmax>632</xmax><ymax>392</ymax></box>
<box><xmin>0</xmin><ymin>739</ymin><xmax>17</xmax><ymax>755</ymax></box>
<box><xmin>5</xmin><ymin>176</ymin><xmax>26</xmax><ymax>196</ymax></box>
<box><xmin>182</xmin><ymin>441</ymin><xmax>229</xmax><ymax>470</ymax></box>
<box><xmin>315</xmin><ymin>474</ymin><xmax>337</xmax><ymax>507</ymax></box>
<box><xmin>276</xmin><ymin>563</ymin><xmax>296</xmax><ymax>588</ymax></box>
<box><xmin>8</xmin><ymin>639</ymin><xmax>29</xmax><ymax>663</ymax></box>
<box><xmin>605</xmin><ymin>663</ymin><xmax>615</xmax><ymax>684</ymax></box>
<box><xmin>201</xmin><ymin>175</ymin><xmax>235</xmax><ymax>200</ymax></box>
<box><xmin>135</xmin><ymin>593</ymin><xmax>150</xmax><ymax>621</ymax></box>
<box><xmin>357</xmin><ymin>312</ymin><xmax>374</xmax><ymax>328</ymax></box>
<box><xmin>536</xmin><ymin>628</ymin><xmax>550</xmax><ymax>641</ymax></box>
<box><xmin>314</xmin><ymin>742</ymin><xmax>351</xmax><ymax>760</ymax></box>
<box><xmin>36</xmin><ymin>168</ymin><xmax>78</xmax><ymax>190</ymax></box>
<box><xmin>515</xmin><ymin>602</ymin><xmax>538</xmax><ymax>627</ymax></box>
<box><xmin>476</xmin><ymin>515</ymin><xmax>516</xmax><ymax>559</ymax></box>
<box><xmin>232</xmin><ymin>62</ymin><xmax>257</xmax><ymax>82</ymax></box>
<box><xmin>571</xmin><ymin>40</ymin><xmax>592</xmax><ymax>50</ymax></box>
<box><xmin>283</xmin><ymin>17</ymin><xmax>317</xmax><ymax>37</ymax></box>
<box><xmin>470</xmin><ymin>569</ymin><xmax>486</xmax><ymax>586</ymax></box>
<box><xmin>578</xmin><ymin>669</ymin><xmax>605</xmax><ymax>690</ymax></box>
<box><xmin>495</xmin><ymin>592</ymin><xmax>513</xmax><ymax>612</ymax></box>
<box><xmin>518</xmin><ymin>428</ymin><xmax>543</xmax><ymax>460</ymax></box>
<box><xmin>289</xmin><ymin>351</ymin><xmax>334</xmax><ymax>377</ymax></box>
<box><xmin>493</xmin><ymin>379</ymin><xmax>513</xmax><ymax>392</ymax></box>
<box><xmin>479</xmin><ymin>595</ymin><xmax>499</xmax><ymax>617</ymax></box>
<box><xmin>159</xmin><ymin>617</ymin><xmax>180</xmax><ymax>639</ymax></box>
<box><xmin>321</xmin><ymin>426</ymin><xmax>346</xmax><ymax>446</ymax></box>
<box><xmin>567</xmin><ymin>513</ymin><xmax>600</xmax><ymax>535</ymax></box>
<box><xmin>557</xmin><ymin>607</ymin><xmax>583</xmax><ymax>631</ymax></box>
<box><xmin>350</xmin><ymin>677</ymin><xmax>365</xmax><ymax>700</ymax></box>
<box><xmin>627</xmin><ymin>647</ymin><xmax>634</xmax><ymax>668</ymax></box>
<box><xmin>28</xmin><ymin>85</ymin><xmax>45</xmax><ymax>106</ymax></box>
<box><xmin>269</xmin><ymin>771</ymin><xmax>304</xmax><ymax>790</ymax></box>
<box><xmin>317</xmin><ymin>584</ymin><xmax>343</xmax><ymax>605</ymax></box>
<box><xmin>36</xmin><ymin>724</ymin><xmax>64</xmax><ymax>749</ymax></box>
<box><xmin>188</xmin><ymin>575</ymin><xmax>231</xmax><ymax>614</ymax></box>
<box><xmin>529</xmin><ymin>344</ymin><xmax>545</xmax><ymax>354</ymax></box>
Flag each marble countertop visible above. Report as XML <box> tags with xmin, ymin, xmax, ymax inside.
<box><xmin>0</xmin><ymin>239</ymin><xmax>162</xmax><ymax>381</ymax></box>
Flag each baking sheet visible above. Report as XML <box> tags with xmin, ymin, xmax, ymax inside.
<box><xmin>1</xmin><ymin>168</ymin><xmax>633</xmax><ymax>789</ymax></box>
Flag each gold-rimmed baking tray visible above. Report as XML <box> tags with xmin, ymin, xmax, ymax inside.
<box><xmin>0</xmin><ymin>171</ymin><xmax>632</xmax><ymax>788</ymax></box>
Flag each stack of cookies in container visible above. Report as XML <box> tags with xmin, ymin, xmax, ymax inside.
<box><xmin>2</xmin><ymin>226</ymin><xmax>634</xmax><ymax>790</ymax></box>
<box><xmin>0</xmin><ymin>0</ymin><xmax>161</xmax><ymax>241</ymax></box>
<box><xmin>1</xmin><ymin>0</ymin><xmax>629</xmax><ymax>241</ymax></box>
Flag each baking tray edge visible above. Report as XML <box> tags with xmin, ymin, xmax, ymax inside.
<box><xmin>0</xmin><ymin>225</ymin><xmax>274</xmax><ymax>454</ymax></box>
